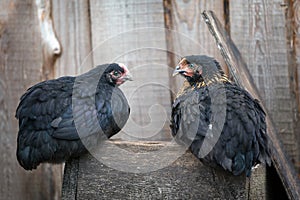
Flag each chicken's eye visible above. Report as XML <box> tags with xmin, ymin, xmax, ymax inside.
<box><xmin>113</xmin><ymin>71</ymin><xmax>121</xmax><ymax>77</ymax></box>
<box><xmin>188</xmin><ymin>64</ymin><xmax>194</xmax><ymax>69</ymax></box>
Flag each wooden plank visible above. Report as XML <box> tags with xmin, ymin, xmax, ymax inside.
<box><xmin>36</xmin><ymin>0</ymin><xmax>61</xmax><ymax>80</ymax></box>
<box><xmin>202</xmin><ymin>10</ymin><xmax>300</xmax><ymax>200</ymax></box>
<box><xmin>295</xmin><ymin>0</ymin><xmax>300</xmax><ymax>106</ymax></box>
<box><xmin>290</xmin><ymin>0</ymin><xmax>300</xmax><ymax>175</ymax></box>
<box><xmin>52</xmin><ymin>0</ymin><xmax>93</xmax><ymax>76</ymax></box>
<box><xmin>163</xmin><ymin>0</ymin><xmax>228</xmax><ymax>100</ymax></box>
<box><xmin>62</xmin><ymin>140</ymin><xmax>267</xmax><ymax>199</ymax></box>
<box><xmin>164</xmin><ymin>0</ymin><xmax>225</xmax><ymax>60</ymax></box>
<box><xmin>229</xmin><ymin>0</ymin><xmax>298</xmax><ymax>166</ymax></box>
<box><xmin>61</xmin><ymin>159</ymin><xmax>79</xmax><ymax>199</ymax></box>
<box><xmin>0</xmin><ymin>0</ymin><xmax>61</xmax><ymax>199</ymax></box>
<box><xmin>89</xmin><ymin>0</ymin><xmax>171</xmax><ymax>140</ymax></box>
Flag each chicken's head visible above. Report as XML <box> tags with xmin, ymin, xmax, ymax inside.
<box><xmin>105</xmin><ymin>63</ymin><xmax>133</xmax><ymax>86</ymax></box>
<box><xmin>172</xmin><ymin>57</ymin><xmax>202</xmax><ymax>78</ymax></box>
<box><xmin>172</xmin><ymin>55</ymin><xmax>225</xmax><ymax>85</ymax></box>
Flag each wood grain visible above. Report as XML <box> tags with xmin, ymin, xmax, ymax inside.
<box><xmin>0</xmin><ymin>0</ymin><xmax>61</xmax><ymax>199</ymax></box>
<box><xmin>295</xmin><ymin>0</ymin><xmax>300</xmax><ymax>101</ymax></box>
<box><xmin>230</xmin><ymin>0</ymin><xmax>299</xmax><ymax>164</ymax></box>
<box><xmin>291</xmin><ymin>0</ymin><xmax>300</xmax><ymax>175</ymax></box>
<box><xmin>61</xmin><ymin>159</ymin><xmax>79</xmax><ymax>199</ymax></box>
<box><xmin>52</xmin><ymin>0</ymin><xmax>93</xmax><ymax>77</ymax></box>
<box><xmin>36</xmin><ymin>0</ymin><xmax>61</xmax><ymax>80</ymax></box>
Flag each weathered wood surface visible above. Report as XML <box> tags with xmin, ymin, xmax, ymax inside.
<box><xmin>0</xmin><ymin>0</ymin><xmax>61</xmax><ymax>199</ymax></box>
<box><xmin>89</xmin><ymin>0</ymin><xmax>171</xmax><ymax>141</ymax></box>
<box><xmin>36</xmin><ymin>0</ymin><xmax>61</xmax><ymax>80</ymax></box>
<box><xmin>290</xmin><ymin>0</ymin><xmax>300</xmax><ymax>174</ymax></box>
<box><xmin>201</xmin><ymin>10</ymin><xmax>300</xmax><ymax>200</ymax></box>
<box><xmin>62</xmin><ymin>140</ymin><xmax>267</xmax><ymax>200</ymax></box>
<box><xmin>294</xmin><ymin>0</ymin><xmax>300</xmax><ymax>112</ymax></box>
<box><xmin>229</xmin><ymin>0</ymin><xmax>299</xmax><ymax>169</ymax></box>
<box><xmin>61</xmin><ymin>158</ymin><xmax>79</xmax><ymax>199</ymax></box>
<box><xmin>52</xmin><ymin>0</ymin><xmax>93</xmax><ymax>77</ymax></box>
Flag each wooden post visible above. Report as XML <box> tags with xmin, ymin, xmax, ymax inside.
<box><xmin>62</xmin><ymin>140</ymin><xmax>266</xmax><ymax>199</ymax></box>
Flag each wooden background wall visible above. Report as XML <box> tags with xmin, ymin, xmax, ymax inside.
<box><xmin>0</xmin><ymin>0</ymin><xmax>299</xmax><ymax>199</ymax></box>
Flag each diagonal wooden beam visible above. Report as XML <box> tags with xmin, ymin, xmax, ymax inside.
<box><xmin>201</xmin><ymin>10</ymin><xmax>300</xmax><ymax>200</ymax></box>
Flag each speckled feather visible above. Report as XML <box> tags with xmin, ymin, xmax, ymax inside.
<box><xmin>16</xmin><ymin>63</ymin><xmax>130</xmax><ymax>170</ymax></box>
<box><xmin>170</xmin><ymin>55</ymin><xmax>271</xmax><ymax>176</ymax></box>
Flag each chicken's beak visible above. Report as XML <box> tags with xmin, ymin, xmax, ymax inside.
<box><xmin>123</xmin><ymin>73</ymin><xmax>133</xmax><ymax>81</ymax></box>
<box><xmin>173</xmin><ymin>66</ymin><xmax>185</xmax><ymax>76</ymax></box>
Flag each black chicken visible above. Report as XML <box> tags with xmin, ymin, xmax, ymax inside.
<box><xmin>170</xmin><ymin>55</ymin><xmax>271</xmax><ymax>176</ymax></box>
<box><xmin>16</xmin><ymin>63</ymin><xmax>132</xmax><ymax>170</ymax></box>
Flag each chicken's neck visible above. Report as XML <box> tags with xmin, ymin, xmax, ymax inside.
<box><xmin>186</xmin><ymin>71</ymin><xmax>228</xmax><ymax>86</ymax></box>
<box><xmin>186</xmin><ymin>73</ymin><xmax>203</xmax><ymax>86</ymax></box>
<box><xmin>177</xmin><ymin>69</ymin><xmax>230</xmax><ymax>98</ymax></box>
